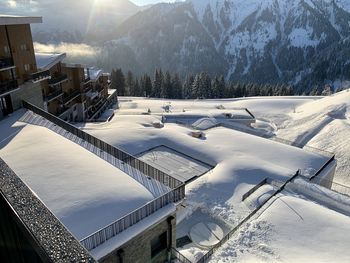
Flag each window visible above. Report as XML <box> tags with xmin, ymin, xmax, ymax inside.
<box><xmin>151</xmin><ymin>231</ymin><xmax>167</xmax><ymax>258</ymax></box>
<box><xmin>24</xmin><ymin>64</ymin><xmax>30</xmax><ymax>72</ymax></box>
<box><xmin>20</xmin><ymin>44</ymin><xmax>28</xmax><ymax>51</ymax></box>
<box><xmin>4</xmin><ymin>46</ymin><xmax>10</xmax><ymax>54</ymax></box>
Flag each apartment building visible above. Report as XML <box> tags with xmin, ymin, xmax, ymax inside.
<box><xmin>35</xmin><ymin>53</ymin><xmax>87</xmax><ymax>122</ymax></box>
<box><xmin>0</xmin><ymin>15</ymin><xmax>45</xmax><ymax>120</ymax></box>
<box><xmin>35</xmin><ymin>56</ymin><xmax>117</xmax><ymax>122</ymax></box>
<box><xmin>84</xmin><ymin>67</ymin><xmax>116</xmax><ymax>121</ymax></box>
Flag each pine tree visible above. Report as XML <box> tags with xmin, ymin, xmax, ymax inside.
<box><xmin>144</xmin><ymin>74</ymin><xmax>153</xmax><ymax>97</ymax></box>
<box><xmin>125</xmin><ymin>71</ymin><xmax>134</xmax><ymax>96</ymax></box>
<box><xmin>111</xmin><ymin>68</ymin><xmax>125</xmax><ymax>96</ymax></box>
<box><xmin>162</xmin><ymin>71</ymin><xmax>172</xmax><ymax>98</ymax></box>
<box><xmin>172</xmin><ymin>73</ymin><xmax>183</xmax><ymax>99</ymax></box>
<box><xmin>153</xmin><ymin>69</ymin><xmax>162</xmax><ymax>97</ymax></box>
<box><xmin>134</xmin><ymin>78</ymin><xmax>141</xmax><ymax>97</ymax></box>
<box><xmin>211</xmin><ymin>76</ymin><xmax>220</xmax><ymax>98</ymax></box>
<box><xmin>183</xmin><ymin>74</ymin><xmax>194</xmax><ymax>99</ymax></box>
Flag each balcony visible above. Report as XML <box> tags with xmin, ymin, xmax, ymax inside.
<box><xmin>31</xmin><ymin>70</ymin><xmax>51</xmax><ymax>83</ymax></box>
<box><xmin>0</xmin><ymin>79</ymin><xmax>18</xmax><ymax>96</ymax></box>
<box><xmin>95</xmin><ymin>84</ymin><xmax>105</xmax><ymax>93</ymax></box>
<box><xmin>48</xmin><ymin>74</ymin><xmax>68</xmax><ymax>86</ymax></box>
<box><xmin>62</xmin><ymin>89</ymin><xmax>81</xmax><ymax>104</ymax></box>
<box><xmin>44</xmin><ymin>88</ymin><xmax>63</xmax><ymax>102</ymax></box>
<box><xmin>84</xmin><ymin>77</ymin><xmax>91</xmax><ymax>84</ymax></box>
<box><xmin>0</xmin><ymin>57</ymin><xmax>15</xmax><ymax>72</ymax></box>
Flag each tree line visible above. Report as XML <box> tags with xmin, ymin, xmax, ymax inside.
<box><xmin>110</xmin><ymin>68</ymin><xmax>338</xmax><ymax>99</ymax></box>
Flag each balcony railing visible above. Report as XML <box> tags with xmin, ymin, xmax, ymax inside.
<box><xmin>48</xmin><ymin>74</ymin><xmax>68</xmax><ymax>86</ymax></box>
<box><xmin>0</xmin><ymin>79</ymin><xmax>18</xmax><ymax>95</ymax></box>
<box><xmin>31</xmin><ymin>70</ymin><xmax>51</xmax><ymax>83</ymax></box>
<box><xmin>44</xmin><ymin>88</ymin><xmax>63</xmax><ymax>102</ymax></box>
<box><xmin>0</xmin><ymin>57</ymin><xmax>14</xmax><ymax>71</ymax></box>
<box><xmin>62</xmin><ymin>89</ymin><xmax>81</xmax><ymax>104</ymax></box>
<box><xmin>95</xmin><ymin>84</ymin><xmax>105</xmax><ymax>93</ymax></box>
<box><xmin>84</xmin><ymin>77</ymin><xmax>91</xmax><ymax>84</ymax></box>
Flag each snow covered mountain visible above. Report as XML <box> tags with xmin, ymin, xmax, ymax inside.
<box><xmin>102</xmin><ymin>0</ymin><xmax>350</xmax><ymax>91</ymax></box>
<box><xmin>3</xmin><ymin>0</ymin><xmax>144</xmax><ymax>43</ymax></box>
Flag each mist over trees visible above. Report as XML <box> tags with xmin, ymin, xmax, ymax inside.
<box><xmin>111</xmin><ymin>68</ymin><xmax>337</xmax><ymax>99</ymax></box>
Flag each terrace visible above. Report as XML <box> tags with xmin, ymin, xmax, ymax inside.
<box><xmin>43</xmin><ymin>87</ymin><xmax>63</xmax><ymax>102</ymax></box>
<box><xmin>0</xmin><ymin>79</ymin><xmax>18</xmax><ymax>96</ymax></box>
<box><xmin>62</xmin><ymin>89</ymin><xmax>81</xmax><ymax>105</ymax></box>
<box><xmin>48</xmin><ymin>73</ymin><xmax>68</xmax><ymax>86</ymax></box>
<box><xmin>0</xmin><ymin>57</ymin><xmax>15</xmax><ymax>72</ymax></box>
<box><xmin>31</xmin><ymin>69</ymin><xmax>51</xmax><ymax>83</ymax></box>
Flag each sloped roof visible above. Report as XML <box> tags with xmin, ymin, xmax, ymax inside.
<box><xmin>35</xmin><ymin>52</ymin><xmax>66</xmax><ymax>71</ymax></box>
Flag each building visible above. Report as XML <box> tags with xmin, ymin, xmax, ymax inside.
<box><xmin>0</xmin><ymin>107</ymin><xmax>181</xmax><ymax>263</ymax></box>
<box><xmin>0</xmin><ymin>15</ymin><xmax>45</xmax><ymax>120</ymax></box>
<box><xmin>35</xmin><ymin>56</ymin><xmax>117</xmax><ymax>122</ymax></box>
<box><xmin>35</xmin><ymin>53</ymin><xmax>87</xmax><ymax>122</ymax></box>
<box><xmin>84</xmin><ymin>67</ymin><xmax>116</xmax><ymax>121</ymax></box>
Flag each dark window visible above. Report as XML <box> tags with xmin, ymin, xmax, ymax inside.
<box><xmin>150</xmin><ymin>231</ymin><xmax>167</xmax><ymax>258</ymax></box>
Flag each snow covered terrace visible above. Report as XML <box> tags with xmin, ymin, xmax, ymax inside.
<box><xmin>78</xmin><ymin>96</ymin><xmax>341</xmax><ymax>262</ymax></box>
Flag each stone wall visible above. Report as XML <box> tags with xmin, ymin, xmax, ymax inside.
<box><xmin>101</xmin><ymin>214</ymin><xmax>176</xmax><ymax>263</ymax></box>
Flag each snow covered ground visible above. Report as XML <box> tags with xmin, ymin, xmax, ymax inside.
<box><xmin>112</xmin><ymin>94</ymin><xmax>350</xmax><ymax>187</ymax></box>
<box><xmin>277</xmin><ymin>90</ymin><xmax>350</xmax><ymax>186</ymax></box>
<box><xmin>210</xmin><ymin>184</ymin><xmax>350</xmax><ymax>263</ymax></box>
<box><xmin>77</xmin><ymin>95</ymin><xmax>343</xmax><ymax>262</ymax></box>
<box><xmin>1</xmin><ymin>93</ymin><xmax>348</xmax><ymax>262</ymax></box>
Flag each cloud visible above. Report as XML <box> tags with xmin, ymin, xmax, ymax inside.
<box><xmin>34</xmin><ymin>42</ymin><xmax>99</xmax><ymax>58</ymax></box>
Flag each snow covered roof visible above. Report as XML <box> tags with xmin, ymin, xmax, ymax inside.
<box><xmin>0</xmin><ymin>14</ymin><xmax>42</xmax><ymax>25</ymax></box>
<box><xmin>86</xmin><ymin>67</ymin><xmax>103</xmax><ymax>82</ymax></box>
<box><xmin>0</xmin><ymin>111</ymin><xmax>157</xmax><ymax>241</ymax></box>
<box><xmin>211</xmin><ymin>182</ymin><xmax>350</xmax><ymax>262</ymax></box>
<box><xmin>35</xmin><ymin>52</ymin><xmax>66</xmax><ymax>71</ymax></box>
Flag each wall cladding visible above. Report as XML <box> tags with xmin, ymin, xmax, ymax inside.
<box><xmin>101</xmin><ymin>214</ymin><xmax>176</xmax><ymax>263</ymax></box>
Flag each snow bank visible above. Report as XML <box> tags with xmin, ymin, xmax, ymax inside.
<box><xmin>277</xmin><ymin>90</ymin><xmax>350</xmax><ymax>186</ymax></box>
<box><xmin>287</xmin><ymin>178</ymin><xmax>350</xmax><ymax>216</ymax></box>
<box><xmin>209</xmin><ymin>191</ymin><xmax>350</xmax><ymax>263</ymax></box>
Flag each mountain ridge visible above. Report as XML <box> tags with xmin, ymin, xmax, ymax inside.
<box><xmin>101</xmin><ymin>0</ymin><xmax>350</xmax><ymax>91</ymax></box>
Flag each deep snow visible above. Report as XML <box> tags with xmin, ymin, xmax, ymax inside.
<box><xmin>0</xmin><ymin>114</ymin><xmax>157</xmax><ymax>241</ymax></box>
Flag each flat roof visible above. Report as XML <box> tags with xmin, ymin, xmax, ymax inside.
<box><xmin>0</xmin><ymin>15</ymin><xmax>42</xmax><ymax>25</ymax></box>
<box><xmin>35</xmin><ymin>52</ymin><xmax>66</xmax><ymax>71</ymax></box>
<box><xmin>0</xmin><ymin>111</ymin><xmax>157</xmax><ymax>241</ymax></box>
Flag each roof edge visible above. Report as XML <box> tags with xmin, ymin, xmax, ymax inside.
<box><xmin>0</xmin><ymin>15</ymin><xmax>42</xmax><ymax>25</ymax></box>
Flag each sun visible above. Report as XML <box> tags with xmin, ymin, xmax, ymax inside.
<box><xmin>7</xmin><ymin>0</ymin><xmax>17</xmax><ymax>8</ymax></box>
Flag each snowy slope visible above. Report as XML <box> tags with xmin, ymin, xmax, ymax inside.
<box><xmin>277</xmin><ymin>90</ymin><xmax>350</xmax><ymax>186</ymax></box>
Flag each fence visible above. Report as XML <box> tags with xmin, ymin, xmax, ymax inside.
<box><xmin>81</xmin><ymin>184</ymin><xmax>185</xmax><ymax>251</ymax></box>
<box><xmin>22</xmin><ymin>101</ymin><xmax>183</xmax><ymax>189</ymax></box>
<box><xmin>309</xmin><ymin>155</ymin><xmax>335</xmax><ymax>181</ymax></box>
<box><xmin>242</xmin><ymin>178</ymin><xmax>268</xmax><ymax>201</ymax></box>
<box><xmin>171</xmin><ymin>247</ymin><xmax>192</xmax><ymax>263</ymax></box>
<box><xmin>22</xmin><ymin>101</ymin><xmax>186</xmax><ymax>250</ymax></box>
<box><xmin>196</xmin><ymin>170</ymin><xmax>300</xmax><ymax>263</ymax></box>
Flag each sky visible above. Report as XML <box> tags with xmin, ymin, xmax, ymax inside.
<box><xmin>132</xmin><ymin>0</ymin><xmax>181</xmax><ymax>6</ymax></box>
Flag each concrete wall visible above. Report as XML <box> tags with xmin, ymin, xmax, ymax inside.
<box><xmin>11</xmin><ymin>81</ymin><xmax>44</xmax><ymax>110</ymax></box>
<box><xmin>100</xmin><ymin>214</ymin><xmax>176</xmax><ymax>263</ymax></box>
